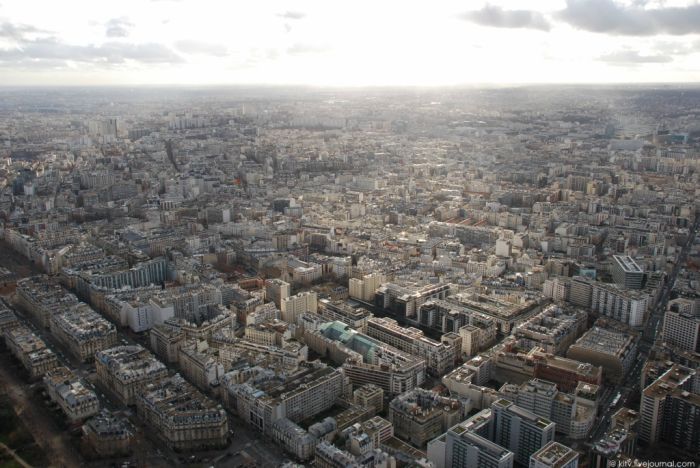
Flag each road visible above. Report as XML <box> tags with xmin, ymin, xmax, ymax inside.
<box><xmin>7</xmin><ymin>294</ymin><xmax>183</xmax><ymax>467</ymax></box>
<box><xmin>588</xmin><ymin>213</ymin><xmax>700</xmax><ymax>444</ymax></box>
<box><xmin>0</xmin><ymin>351</ymin><xmax>82</xmax><ymax>468</ymax></box>
<box><xmin>0</xmin><ymin>442</ymin><xmax>33</xmax><ymax>468</ymax></box>
<box><xmin>8</xmin><ymin>289</ymin><xmax>288</xmax><ymax>468</ymax></box>
<box><xmin>219</xmin><ymin>428</ymin><xmax>288</xmax><ymax>468</ymax></box>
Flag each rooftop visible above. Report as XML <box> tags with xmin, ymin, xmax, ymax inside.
<box><xmin>530</xmin><ymin>441</ymin><xmax>578</xmax><ymax>467</ymax></box>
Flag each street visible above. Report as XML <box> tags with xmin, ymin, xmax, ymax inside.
<box><xmin>588</xmin><ymin>214</ymin><xmax>699</xmax><ymax>445</ymax></box>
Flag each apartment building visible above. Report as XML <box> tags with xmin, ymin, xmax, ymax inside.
<box><xmin>280</xmin><ymin>291</ymin><xmax>317</xmax><ymax>324</ymax></box>
<box><xmin>375</xmin><ymin>283</ymin><xmax>451</xmax><ymax>320</ymax></box>
<box><xmin>4</xmin><ymin>325</ymin><xmax>59</xmax><ymax>378</ymax></box>
<box><xmin>491</xmin><ymin>399</ymin><xmax>556</xmax><ymax>467</ymax></box>
<box><xmin>428</xmin><ymin>409</ymin><xmax>514</xmax><ymax>468</ymax></box>
<box><xmin>271</xmin><ymin>418</ymin><xmax>317</xmax><ymax>461</ymax></box>
<box><xmin>16</xmin><ymin>276</ymin><xmax>79</xmax><ymax>327</ymax></box>
<box><xmin>177</xmin><ymin>339</ymin><xmax>224</xmax><ymax>390</ymax></box>
<box><xmin>95</xmin><ymin>345</ymin><xmax>168</xmax><ymax>405</ymax></box>
<box><xmin>82</xmin><ymin>409</ymin><xmax>133</xmax><ymax>457</ymax></box>
<box><xmin>318</xmin><ymin>298</ymin><xmax>372</xmax><ymax>332</ymax></box>
<box><xmin>590</xmin><ymin>282</ymin><xmax>650</xmax><ymax>327</ymax></box>
<box><xmin>367</xmin><ymin>317</ymin><xmax>454</xmax><ymax>376</ymax></box>
<box><xmin>44</xmin><ymin>366</ymin><xmax>100</xmax><ymax>422</ymax></box>
<box><xmin>639</xmin><ymin>364</ymin><xmax>698</xmax><ymax>448</ymax></box>
<box><xmin>354</xmin><ymin>384</ymin><xmax>384</xmax><ymax>415</ymax></box>
<box><xmin>349</xmin><ymin>272</ymin><xmax>386</xmax><ymax>302</ymax></box>
<box><xmin>0</xmin><ymin>303</ymin><xmax>20</xmax><ymax>336</ymax></box>
<box><xmin>511</xmin><ymin>305</ymin><xmax>586</xmax><ymax>355</ymax></box>
<box><xmin>50</xmin><ymin>303</ymin><xmax>117</xmax><ymax>362</ymax></box>
<box><xmin>500</xmin><ymin>378</ymin><xmax>596</xmax><ymax>440</ymax></box>
<box><xmin>389</xmin><ymin>388</ymin><xmax>464</xmax><ymax>448</ymax></box>
<box><xmin>226</xmin><ymin>362</ymin><xmax>346</xmax><ymax>434</ymax></box>
<box><xmin>149</xmin><ymin>322</ymin><xmax>185</xmax><ymax>364</ymax></box>
<box><xmin>137</xmin><ymin>374</ymin><xmax>228</xmax><ymax>450</ymax></box>
<box><xmin>663</xmin><ymin>298</ymin><xmax>700</xmax><ymax>353</ymax></box>
<box><xmin>266</xmin><ymin>278</ymin><xmax>291</xmax><ymax>307</ymax></box>
<box><xmin>314</xmin><ymin>439</ymin><xmax>395</xmax><ymax>468</ymax></box>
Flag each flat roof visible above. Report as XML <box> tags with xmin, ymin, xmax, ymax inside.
<box><xmin>613</xmin><ymin>255</ymin><xmax>642</xmax><ymax>273</ymax></box>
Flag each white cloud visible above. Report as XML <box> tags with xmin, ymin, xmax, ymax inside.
<box><xmin>0</xmin><ymin>0</ymin><xmax>698</xmax><ymax>85</ymax></box>
<box><xmin>460</xmin><ymin>5</ymin><xmax>551</xmax><ymax>31</ymax></box>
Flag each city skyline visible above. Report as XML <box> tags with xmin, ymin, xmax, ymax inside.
<box><xmin>1</xmin><ymin>0</ymin><xmax>700</xmax><ymax>87</ymax></box>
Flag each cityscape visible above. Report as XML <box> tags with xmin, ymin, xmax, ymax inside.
<box><xmin>1</xmin><ymin>2</ymin><xmax>700</xmax><ymax>468</ymax></box>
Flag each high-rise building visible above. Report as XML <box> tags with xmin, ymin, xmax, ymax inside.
<box><xmin>318</xmin><ymin>298</ymin><xmax>372</xmax><ymax>332</ymax></box>
<box><xmin>569</xmin><ymin>276</ymin><xmax>593</xmax><ymax>309</ymax></box>
<box><xmin>280</xmin><ymin>291</ymin><xmax>317</xmax><ymax>325</ymax></box>
<box><xmin>590</xmin><ymin>282</ymin><xmax>650</xmax><ymax>327</ymax></box>
<box><xmin>491</xmin><ymin>399</ymin><xmax>556</xmax><ymax>467</ymax></box>
<box><xmin>542</xmin><ymin>277</ymin><xmax>570</xmax><ymax>303</ymax></box>
<box><xmin>663</xmin><ymin>298</ymin><xmax>700</xmax><ymax>353</ymax></box>
<box><xmin>429</xmin><ymin>400</ymin><xmax>554</xmax><ymax>468</ymax></box>
<box><xmin>662</xmin><ymin>387</ymin><xmax>700</xmax><ymax>451</ymax></box>
<box><xmin>611</xmin><ymin>255</ymin><xmax>645</xmax><ymax>289</ymax></box>
<box><xmin>639</xmin><ymin>364</ymin><xmax>696</xmax><ymax>446</ymax></box>
<box><xmin>349</xmin><ymin>272</ymin><xmax>386</xmax><ymax>302</ymax></box>
<box><xmin>88</xmin><ymin>118</ymin><xmax>118</xmax><ymax>138</ymax></box>
<box><xmin>495</xmin><ymin>238</ymin><xmax>512</xmax><ymax>258</ymax></box>
<box><xmin>430</xmin><ymin>409</ymin><xmax>514</xmax><ymax>468</ymax></box>
<box><xmin>265</xmin><ymin>279</ymin><xmax>290</xmax><ymax>307</ymax></box>
<box><xmin>502</xmin><ymin>378</ymin><xmax>596</xmax><ymax>440</ymax></box>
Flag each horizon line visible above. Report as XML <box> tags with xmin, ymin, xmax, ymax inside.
<box><xmin>1</xmin><ymin>81</ymin><xmax>700</xmax><ymax>90</ymax></box>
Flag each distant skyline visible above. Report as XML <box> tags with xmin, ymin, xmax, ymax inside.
<box><xmin>1</xmin><ymin>0</ymin><xmax>699</xmax><ymax>86</ymax></box>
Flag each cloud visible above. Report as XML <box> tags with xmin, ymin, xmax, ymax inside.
<box><xmin>277</xmin><ymin>11</ymin><xmax>305</xmax><ymax>20</ymax></box>
<box><xmin>105</xmin><ymin>17</ymin><xmax>133</xmax><ymax>38</ymax></box>
<box><xmin>598</xmin><ymin>49</ymin><xmax>672</xmax><ymax>64</ymax></box>
<box><xmin>286</xmin><ymin>43</ymin><xmax>330</xmax><ymax>56</ymax></box>
<box><xmin>0</xmin><ymin>38</ymin><xmax>183</xmax><ymax>65</ymax></box>
<box><xmin>174</xmin><ymin>39</ymin><xmax>228</xmax><ymax>56</ymax></box>
<box><xmin>651</xmin><ymin>40</ymin><xmax>700</xmax><ymax>56</ymax></box>
<box><xmin>459</xmin><ymin>5</ymin><xmax>551</xmax><ymax>31</ymax></box>
<box><xmin>0</xmin><ymin>21</ymin><xmax>50</xmax><ymax>41</ymax></box>
<box><xmin>559</xmin><ymin>0</ymin><xmax>700</xmax><ymax>35</ymax></box>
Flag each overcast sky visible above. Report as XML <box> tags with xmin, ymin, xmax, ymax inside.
<box><xmin>0</xmin><ymin>0</ymin><xmax>699</xmax><ymax>86</ymax></box>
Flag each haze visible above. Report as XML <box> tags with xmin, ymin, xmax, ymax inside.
<box><xmin>1</xmin><ymin>0</ymin><xmax>699</xmax><ymax>86</ymax></box>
